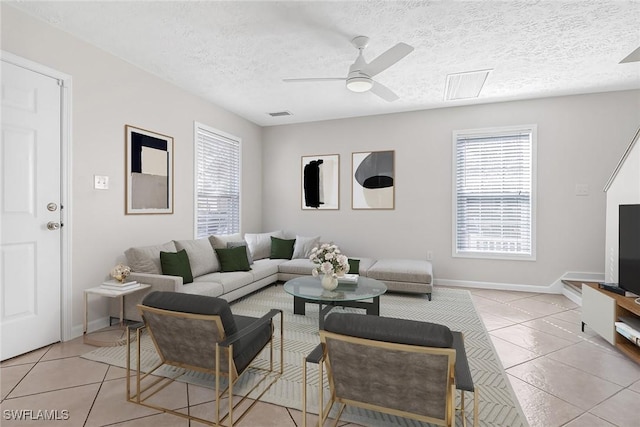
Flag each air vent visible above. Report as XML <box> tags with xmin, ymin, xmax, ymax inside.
<box><xmin>444</xmin><ymin>69</ymin><xmax>492</xmax><ymax>101</ymax></box>
<box><xmin>268</xmin><ymin>111</ymin><xmax>292</xmax><ymax>117</ymax></box>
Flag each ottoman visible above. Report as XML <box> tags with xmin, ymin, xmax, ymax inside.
<box><xmin>366</xmin><ymin>259</ymin><xmax>433</xmax><ymax>300</ymax></box>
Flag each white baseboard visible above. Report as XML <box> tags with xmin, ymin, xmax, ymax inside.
<box><xmin>559</xmin><ymin>272</ymin><xmax>604</xmax><ymax>307</ymax></box>
<box><xmin>435</xmin><ymin>278</ymin><xmax>562</xmax><ymax>294</ymax></box>
<box><xmin>435</xmin><ymin>270</ymin><xmax>605</xmax><ymax>299</ymax></box>
<box><xmin>562</xmin><ymin>286</ymin><xmax>583</xmax><ymax>306</ymax></box>
<box><xmin>69</xmin><ymin>316</ymin><xmax>110</xmax><ymax>341</ymax></box>
<box><xmin>561</xmin><ymin>271</ymin><xmax>605</xmax><ymax>282</ymax></box>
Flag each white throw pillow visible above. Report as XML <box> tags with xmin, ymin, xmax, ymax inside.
<box><xmin>124</xmin><ymin>241</ymin><xmax>177</xmax><ymax>274</ymax></box>
<box><xmin>174</xmin><ymin>238</ymin><xmax>219</xmax><ymax>277</ymax></box>
<box><xmin>244</xmin><ymin>230</ymin><xmax>284</xmax><ymax>260</ymax></box>
<box><xmin>209</xmin><ymin>233</ymin><xmax>243</xmax><ymax>249</ymax></box>
<box><xmin>292</xmin><ymin>235</ymin><xmax>321</xmax><ymax>259</ymax></box>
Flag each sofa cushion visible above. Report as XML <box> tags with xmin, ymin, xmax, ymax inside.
<box><xmin>160</xmin><ymin>249</ymin><xmax>194</xmax><ymax>284</ymax></box>
<box><xmin>125</xmin><ymin>241</ymin><xmax>177</xmax><ymax>274</ymax></box>
<box><xmin>250</xmin><ymin>258</ymin><xmax>284</xmax><ymax>281</ymax></box>
<box><xmin>367</xmin><ymin>259</ymin><xmax>433</xmax><ymax>284</ymax></box>
<box><xmin>270</xmin><ymin>236</ymin><xmax>296</xmax><ymax>259</ymax></box>
<box><xmin>180</xmin><ymin>280</ymin><xmax>225</xmax><ymax>298</ymax></box>
<box><xmin>209</xmin><ymin>233</ymin><xmax>243</xmax><ymax>249</ymax></box>
<box><xmin>292</xmin><ymin>235</ymin><xmax>320</xmax><ymax>259</ymax></box>
<box><xmin>196</xmin><ymin>271</ymin><xmax>254</xmax><ymax>294</ymax></box>
<box><xmin>244</xmin><ymin>230</ymin><xmax>283</xmax><ymax>260</ymax></box>
<box><xmin>278</xmin><ymin>258</ymin><xmax>316</xmax><ymax>276</ymax></box>
<box><xmin>215</xmin><ymin>246</ymin><xmax>251</xmax><ymax>272</ymax></box>
<box><xmin>226</xmin><ymin>241</ymin><xmax>254</xmax><ymax>264</ymax></box>
<box><xmin>174</xmin><ymin>238</ymin><xmax>219</xmax><ymax>277</ymax></box>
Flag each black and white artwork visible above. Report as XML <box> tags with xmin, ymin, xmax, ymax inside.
<box><xmin>126</xmin><ymin>125</ymin><xmax>173</xmax><ymax>214</ymax></box>
<box><xmin>301</xmin><ymin>154</ymin><xmax>339</xmax><ymax>210</ymax></box>
<box><xmin>352</xmin><ymin>150</ymin><xmax>395</xmax><ymax>209</ymax></box>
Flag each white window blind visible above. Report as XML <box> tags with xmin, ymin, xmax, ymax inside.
<box><xmin>194</xmin><ymin>123</ymin><xmax>240</xmax><ymax>238</ymax></box>
<box><xmin>454</xmin><ymin>126</ymin><xmax>536</xmax><ymax>259</ymax></box>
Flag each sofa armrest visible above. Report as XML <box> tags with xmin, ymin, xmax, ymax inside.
<box><xmin>109</xmin><ymin>273</ymin><xmax>182</xmax><ymax>322</ymax></box>
<box><xmin>130</xmin><ymin>272</ymin><xmax>182</xmax><ymax>291</ymax></box>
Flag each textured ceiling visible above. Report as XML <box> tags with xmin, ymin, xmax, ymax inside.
<box><xmin>9</xmin><ymin>1</ymin><xmax>640</xmax><ymax>126</ymax></box>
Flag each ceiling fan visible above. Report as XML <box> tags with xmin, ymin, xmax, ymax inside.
<box><xmin>283</xmin><ymin>36</ymin><xmax>414</xmax><ymax>102</ymax></box>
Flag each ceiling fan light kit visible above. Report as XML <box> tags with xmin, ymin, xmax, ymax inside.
<box><xmin>346</xmin><ymin>76</ymin><xmax>373</xmax><ymax>92</ymax></box>
<box><xmin>283</xmin><ymin>35</ymin><xmax>414</xmax><ymax>101</ymax></box>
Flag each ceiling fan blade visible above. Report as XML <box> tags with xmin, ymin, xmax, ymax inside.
<box><xmin>370</xmin><ymin>81</ymin><xmax>399</xmax><ymax>102</ymax></box>
<box><xmin>362</xmin><ymin>42</ymin><xmax>414</xmax><ymax>77</ymax></box>
<box><xmin>283</xmin><ymin>77</ymin><xmax>346</xmax><ymax>82</ymax></box>
<box><xmin>620</xmin><ymin>46</ymin><xmax>640</xmax><ymax>63</ymax></box>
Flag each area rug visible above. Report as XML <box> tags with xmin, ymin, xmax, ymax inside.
<box><xmin>82</xmin><ymin>285</ymin><xmax>527</xmax><ymax>426</ymax></box>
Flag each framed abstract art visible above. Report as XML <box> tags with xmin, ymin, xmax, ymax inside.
<box><xmin>352</xmin><ymin>150</ymin><xmax>395</xmax><ymax>209</ymax></box>
<box><xmin>301</xmin><ymin>154</ymin><xmax>339</xmax><ymax>210</ymax></box>
<box><xmin>125</xmin><ymin>125</ymin><xmax>174</xmax><ymax>214</ymax></box>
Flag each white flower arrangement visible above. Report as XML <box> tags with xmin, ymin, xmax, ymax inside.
<box><xmin>110</xmin><ymin>264</ymin><xmax>131</xmax><ymax>282</ymax></box>
<box><xmin>309</xmin><ymin>243</ymin><xmax>349</xmax><ymax>278</ymax></box>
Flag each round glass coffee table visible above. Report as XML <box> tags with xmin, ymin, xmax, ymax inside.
<box><xmin>283</xmin><ymin>276</ymin><xmax>387</xmax><ymax>329</ymax></box>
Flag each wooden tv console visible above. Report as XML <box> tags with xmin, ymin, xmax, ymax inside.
<box><xmin>579</xmin><ymin>281</ymin><xmax>640</xmax><ymax>364</ymax></box>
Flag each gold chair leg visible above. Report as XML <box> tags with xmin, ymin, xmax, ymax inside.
<box><xmin>302</xmin><ymin>356</ymin><xmax>307</xmax><ymax>427</ymax></box>
<box><xmin>331</xmin><ymin>403</ymin><xmax>346</xmax><ymax>427</ymax></box>
<box><xmin>318</xmin><ymin>361</ymin><xmax>324</xmax><ymax>427</ymax></box>
<box><xmin>229</xmin><ymin>344</ymin><xmax>234</xmax><ymax>427</ymax></box>
<box><xmin>215</xmin><ymin>343</ymin><xmax>220</xmax><ymax>425</ymax></box>
<box><xmin>473</xmin><ymin>388</ymin><xmax>479</xmax><ymax>427</ymax></box>
<box><xmin>461</xmin><ymin>390</ymin><xmax>467</xmax><ymax>427</ymax></box>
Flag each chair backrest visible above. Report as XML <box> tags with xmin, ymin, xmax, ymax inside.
<box><xmin>320</xmin><ymin>313</ymin><xmax>456</xmax><ymax>425</ymax></box>
<box><xmin>138</xmin><ymin>291</ymin><xmax>239</xmax><ymax>376</ymax></box>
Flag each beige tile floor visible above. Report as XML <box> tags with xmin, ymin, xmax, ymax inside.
<box><xmin>2</xmin><ymin>288</ymin><xmax>640</xmax><ymax>426</ymax></box>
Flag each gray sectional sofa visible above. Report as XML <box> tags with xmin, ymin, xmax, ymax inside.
<box><xmin>110</xmin><ymin>231</ymin><xmax>433</xmax><ymax>321</ymax></box>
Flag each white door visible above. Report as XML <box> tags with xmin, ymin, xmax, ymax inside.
<box><xmin>1</xmin><ymin>60</ymin><xmax>62</xmax><ymax>360</ymax></box>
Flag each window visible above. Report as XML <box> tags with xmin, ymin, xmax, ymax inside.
<box><xmin>453</xmin><ymin>125</ymin><xmax>536</xmax><ymax>259</ymax></box>
<box><xmin>194</xmin><ymin>122</ymin><xmax>240</xmax><ymax>238</ymax></box>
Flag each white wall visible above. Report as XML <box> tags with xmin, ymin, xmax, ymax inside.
<box><xmin>263</xmin><ymin>90</ymin><xmax>640</xmax><ymax>289</ymax></box>
<box><xmin>1</xmin><ymin>5</ymin><xmax>263</xmax><ymax>332</ymax></box>
<box><xmin>604</xmin><ymin>130</ymin><xmax>640</xmax><ymax>283</ymax></box>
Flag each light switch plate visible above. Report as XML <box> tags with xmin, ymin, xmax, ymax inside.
<box><xmin>94</xmin><ymin>175</ymin><xmax>109</xmax><ymax>190</ymax></box>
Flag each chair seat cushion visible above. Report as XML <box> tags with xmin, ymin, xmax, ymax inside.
<box><xmin>324</xmin><ymin>313</ymin><xmax>453</xmax><ymax>348</ymax></box>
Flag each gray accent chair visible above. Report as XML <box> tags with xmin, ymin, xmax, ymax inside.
<box><xmin>126</xmin><ymin>291</ymin><xmax>283</xmax><ymax>426</ymax></box>
<box><xmin>303</xmin><ymin>313</ymin><xmax>477</xmax><ymax>427</ymax></box>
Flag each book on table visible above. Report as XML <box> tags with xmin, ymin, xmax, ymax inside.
<box><xmin>103</xmin><ymin>279</ymin><xmax>137</xmax><ymax>287</ymax></box>
<box><xmin>101</xmin><ymin>280</ymin><xmax>140</xmax><ymax>291</ymax></box>
<box><xmin>338</xmin><ymin>274</ymin><xmax>359</xmax><ymax>284</ymax></box>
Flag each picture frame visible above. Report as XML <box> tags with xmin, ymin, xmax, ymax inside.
<box><xmin>125</xmin><ymin>125</ymin><xmax>174</xmax><ymax>214</ymax></box>
<box><xmin>301</xmin><ymin>154</ymin><xmax>340</xmax><ymax>210</ymax></box>
<box><xmin>352</xmin><ymin>150</ymin><xmax>395</xmax><ymax>210</ymax></box>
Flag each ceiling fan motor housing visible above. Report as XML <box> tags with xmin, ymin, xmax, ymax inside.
<box><xmin>347</xmin><ymin>57</ymin><xmax>373</xmax><ymax>92</ymax></box>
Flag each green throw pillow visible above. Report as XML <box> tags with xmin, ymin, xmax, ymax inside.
<box><xmin>227</xmin><ymin>241</ymin><xmax>254</xmax><ymax>265</ymax></box>
<box><xmin>270</xmin><ymin>236</ymin><xmax>296</xmax><ymax>259</ymax></box>
<box><xmin>215</xmin><ymin>246</ymin><xmax>251</xmax><ymax>272</ymax></box>
<box><xmin>348</xmin><ymin>258</ymin><xmax>360</xmax><ymax>274</ymax></box>
<box><xmin>160</xmin><ymin>249</ymin><xmax>194</xmax><ymax>284</ymax></box>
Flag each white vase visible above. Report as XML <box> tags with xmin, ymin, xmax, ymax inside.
<box><xmin>321</xmin><ymin>273</ymin><xmax>338</xmax><ymax>291</ymax></box>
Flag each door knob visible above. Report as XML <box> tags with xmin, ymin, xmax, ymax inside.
<box><xmin>47</xmin><ymin>221</ymin><xmax>60</xmax><ymax>231</ymax></box>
